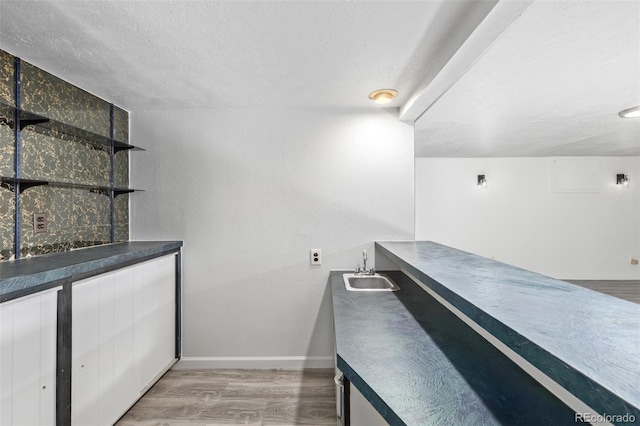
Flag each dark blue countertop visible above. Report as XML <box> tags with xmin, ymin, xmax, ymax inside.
<box><xmin>376</xmin><ymin>241</ymin><xmax>640</xmax><ymax>420</ymax></box>
<box><xmin>0</xmin><ymin>241</ymin><xmax>182</xmax><ymax>302</ymax></box>
<box><xmin>331</xmin><ymin>270</ymin><xmax>577</xmax><ymax>425</ymax></box>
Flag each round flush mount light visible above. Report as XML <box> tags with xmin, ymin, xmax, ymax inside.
<box><xmin>368</xmin><ymin>89</ymin><xmax>398</xmax><ymax>104</ymax></box>
<box><xmin>618</xmin><ymin>106</ymin><xmax>640</xmax><ymax>118</ymax></box>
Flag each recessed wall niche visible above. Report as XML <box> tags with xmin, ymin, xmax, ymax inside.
<box><xmin>0</xmin><ymin>49</ymin><xmax>134</xmax><ymax>261</ymax></box>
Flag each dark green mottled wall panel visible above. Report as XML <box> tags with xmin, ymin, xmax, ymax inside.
<box><xmin>114</xmin><ymin>194</ymin><xmax>129</xmax><ymax>242</ymax></box>
<box><xmin>114</xmin><ymin>150</ymin><xmax>129</xmax><ymax>188</ymax></box>
<box><xmin>0</xmin><ymin>125</ymin><xmax>14</xmax><ymax>177</ymax></box>
<box><xmin>0</xmin><ymin>50</ymin><xmax>14</xmax><ymax>260</ymax></box>
<box><xmin>21</xmin><ymin>60</ymin><xmax>110</xmax><ymax>137</ymax></box>
<box><xmin>20</xmin><ymin>186</ymin><xmax>73</xmax><ymax>255</ymax></box>
<box><xmin>113</xmin><ymin>105</ymin><xmax>129</xmax><ymax>143</ymax></box>
<box><xmin>20</xmin><ymin>187</ymin><xmax>111</xmax><ymax>257</ymax></box>
<box><xmin>0</xmin><ymin>50</ymin><xmax>131</xmax><ymax>260</ymax></box>
<box><xmin>0</xmin><ymin>191</ymin><xmax>14</xmax><ymax>260</ymax></box>
<box><xmin>113</xmin><ymin>104</ymin><xmax>130</xmax><ymax>243</ymax></box>
<box><xmin>114</xmin><ymin>104</ymin><xmax>130</xmax><ymax>189</ymax></box>
<box><xmin>0</xmin><ymin>50</ymin><xmax>14</xmax><ymax>104</ymax></box>
<box><xmin>0</xmin><ymin>50</ymin><xmax>14</xmax><ymax>177</ymax></box>
<box><xmin>21</xmin><ymin>129</ymin><xmax>110</xmax><ymax>185</ymax></box>
<box><xmin>19</xmin><ymin>59</ymin><xmax>116</xmax><ymax>255</ymax></box>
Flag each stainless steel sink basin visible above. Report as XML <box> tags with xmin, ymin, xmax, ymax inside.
<box><xmin>343</xmin><ymin>273</ymin><xmax>400</xmax><ymax>292</ymax></box>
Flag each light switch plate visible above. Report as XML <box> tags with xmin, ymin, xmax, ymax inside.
<box><xmin>33</xmin><ymin>213</ymin><xmax>47</xmax><ymax>234</ymax></box>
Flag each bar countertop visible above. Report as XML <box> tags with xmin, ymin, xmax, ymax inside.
<box><xmin>331</xmin><ymin>270</ymin><xmax>577</xmax><ymax>425</ymax></box>
<box><xmin>376</xmin><ymin>240</ymin><xmax>640</xmax><ymax>419</ymax></box>
<box><xmin>0</xmin><ymin>241</ymin><xmax>183</xmax><ymax>302</ymax></box>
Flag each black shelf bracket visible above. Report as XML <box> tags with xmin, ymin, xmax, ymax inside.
<box><xmin>114</xmin><ymin>189</ymin><xmax>136</xmax><ymax>198</ymax></box>
<box><xmin>110</xmin><ymin>104</ymin><xmax>115</xmax><ymax>243</ymax></box>
<box><xmin>19</xmin><ymin>117</ymin><xmax>50</xmax><ymax>131</ymax></box>
<box><xmin>13</xmin><ymin>57</ymin><xmax>21</xmax><ymax>259</ymax></box>
<box><xmin>1</xmin><ymin>177</ymin><xmax>49</xmax><ymax>193</ymax></box>
<box><xmin>0</xmin><ymin>106</ymin><xmax>50</xmax><ymax>131</ymax></box>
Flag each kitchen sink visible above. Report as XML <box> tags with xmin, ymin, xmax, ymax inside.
<box><xmin>343</xmin><ymin>273</ymin><xmax>400</xmax><ymax>292</ymax></box>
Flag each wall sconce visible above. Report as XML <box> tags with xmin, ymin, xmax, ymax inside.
<box><xmin>616</xmin><ymin>174</ymin><xmax>630</xmax><ymax>188</ymax></box>
<box><xmin>477</xmin><ymin>174</ymin><xmax>488</xmax><ymax>189</ymax></box>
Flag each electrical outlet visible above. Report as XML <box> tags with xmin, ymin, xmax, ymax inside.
<box><xmin>33</xmin><ymin>213</ymin><xmax>47</xmax><ymax>234</ymax></box>
<box><xmin>310</xmin><ymin>249</ymin><xmax>322</xmax><ymax>265</ymax></box>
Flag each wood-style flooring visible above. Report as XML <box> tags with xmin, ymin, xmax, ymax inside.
<box><xmin>116</xmin><ymin>281</ymin><xmax>637</xmax><ymax>425</ymax></box>
<box><xmin>565</xmin><ymin>280</ymin><xmax>640</xmax><ymax>304</ymax></box>
<box><xmin>116</xmin><ymin>369</ymin><xmax>337</xmax><ymax>426</ymax></box>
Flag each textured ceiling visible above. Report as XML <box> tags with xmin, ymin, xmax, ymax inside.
<box><xmin>2</xmin><ymin>0</ymin><xmax>637</xmax><ymax>158</ymax></box>
<box><xmin>415</xmin><ymin>0</ymin><xmax>640</xmax><ymax>157</ymax></box>
<box><xmin>0</xmin><ymin>0</ymin><xmax>475</xmax><ymax>111</ymax></box>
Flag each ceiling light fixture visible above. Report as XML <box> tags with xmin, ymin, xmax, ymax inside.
<box><xmin>368</xmin><ymin>89</ymin><xmax>398</xmax><ymax>104</ymax></box>
<box><xmin>618</xmin><ymin>106</ymin><xmax>640</xmax><ymax>118</ymax></box>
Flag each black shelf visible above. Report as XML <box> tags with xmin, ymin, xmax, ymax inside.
<box><xmin>0</xmin><ymin>176</ymin><xmax>141</xmax><ymax>197</ymax></box>
<box><xmin>45</xmin><ymin>180</ymin><xmax>142</xmax><ymax>198</ymax></box>
<box><xmin>0</xmin><ymin>102</ymin><xmax>144</xmax><ymax>153</ymax></box>
<box><xmin>2</xmin><ymin>55</ymin><xmax>141</xmax><ymax>258</ymax></box>
<box><xmin>0</xmin><ymin>177</ymin><xmax>48</xmax><ymax>193</ymax></box>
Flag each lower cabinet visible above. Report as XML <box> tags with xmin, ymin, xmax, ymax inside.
<box><xmin>72</xmin><ymin>254</ymin><xmax>177</xmax><ymax>426</ymax></box>
<box><xmin>349</xmin><ymin>384</ymin><xmax>387</xmax><ymax>426</ymax></box>
<box><xmin>0</xmin><ymin>288</ymin><xmax>59</xmax><ymax>426</ymax></box>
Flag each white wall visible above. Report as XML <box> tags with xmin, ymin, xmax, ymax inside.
<box><xmin>130</xmin><ymin>108</ymin><xmax>414</xmax><ymax>367</ymax></box>
<box><xmin>415</xmin><ymin>157</ymin><xmax>640</xmax><ymax>280</ymax></box>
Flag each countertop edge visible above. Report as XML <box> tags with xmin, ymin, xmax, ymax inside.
<box><xmin>375</xmin><ymin>241</ymin><xmax>640</xmax><ymax>417</ymax></box>
<box><xmin>337</xmin><ymin>355</ymin><xmax>406</xmax><ymax>426</ymax></box>
<box><xmin>1</xmin><ymin>241</ymin><xmax>183</xmax><ymax>303</ymax></box>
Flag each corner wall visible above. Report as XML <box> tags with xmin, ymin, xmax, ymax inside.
<box><xmin>415</xmin><ymin>157</ymin><xmax>640</xmax><ymax>280</ymax></box>
<box><xmin>130</xmin><ymin>108</ymin><xmax>414</xmax><ymax>367</ymax></box>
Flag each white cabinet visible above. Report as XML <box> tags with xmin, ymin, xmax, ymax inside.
<box><xmin>0</xmin><ymin>288</ymin><xmax>59</xmax><ymax>426</ymax></box>
<box><xmin>112</xmin><ymin>267</ymin><xmax>136</xmax><ymax>418</ymax></box>
<box><xmin>136</xmin><ymin>255</ymin><xmax>176</xmax><ymax>392</ymax></box>
<box><xmin>72</xmin><ymin>254</ymin><xmax>177</xmax><ymax>426</ymax></box>
<box><xmin>349</xmin><ymin>383</ymin><xmax>388</xmax><ymax>426</ymax></box>
<box><xmin>72</xmin><ymin>274</ymin><xmax>102</xmax><ymax>426</ymax></box>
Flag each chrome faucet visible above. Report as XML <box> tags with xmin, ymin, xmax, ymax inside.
<box><xmin>356</xmin><ymin>249</ymin><xmax>375</xmax><ymax>275</ymax></box>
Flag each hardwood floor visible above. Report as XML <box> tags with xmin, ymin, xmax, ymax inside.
<box><xmin>565</xmin><ymin>280</ymin><xmax>640</xmax><ymax>304</ymax></box>
<box><xmin>116</xmin><ymin>369</ymin><xmax>337</xmax><ymax>426</ymax></box>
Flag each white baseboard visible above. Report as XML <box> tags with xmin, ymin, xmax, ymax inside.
<box><xmin>174</xmin><ymin>356</ymin><xmax>334</xmax><ymax>369</ymax></box>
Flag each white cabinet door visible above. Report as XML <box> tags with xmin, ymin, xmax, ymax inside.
<box><xmin>73</xmin><ymin>269</ymin><xmax>136</xmax><ymax>426</ymax></box>
<box><xmin>136</xmin><ymin>255</ymin><xmax>176</xmax><ymax>392</ymax></box>
<box><xmin>350</xmin><ymin>384</ymin><xmax>388</xmax><ymax>426</ymax></box>
<box><xmin>72</xmin><ymin>254</ymin><xmax>177</xmax><ymax>425</ymax></box>
<box><xmin>0</xmin><ymin>288</ymin><xmax>58</xmax><ymax>426</ymax></box>
<box><xmin>112</xmin><ymin>267</ymin><xmax>136</xmax><ymax>417</ymax></box>
<box><xmin>97</xmin><ymin>273</ymin><xmax>115</xmax><ymax>426</ymax></box>
<box><xmin>72</xmin><ymin>276</ymin><xmax>102</xmax><ymax>426</ymax></box>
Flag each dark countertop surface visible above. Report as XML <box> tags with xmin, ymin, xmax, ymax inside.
<box><xmin>331</xmin><ymin>270</ymin><xmax>577</xmax><ymax>425</ymax></box>
<box><xmin>376</xmin><ymin>241</ymin><xmax>640</xmax><ymax>419</ymax></box>
<box><xmin>0</xmin><ymin>241</ymin><xmax>182</xmax><ymax>302</ymax></box>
